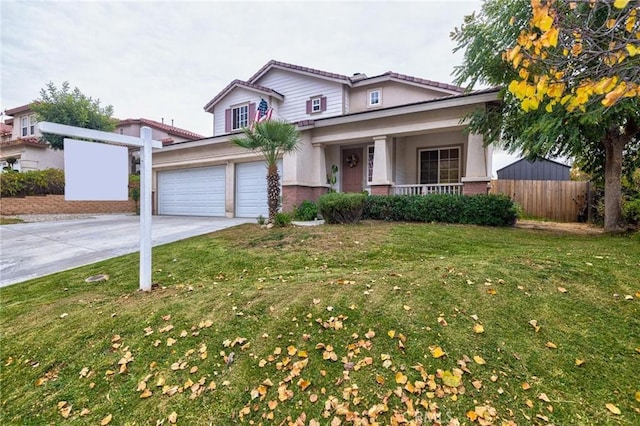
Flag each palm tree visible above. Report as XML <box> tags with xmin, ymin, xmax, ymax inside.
<box><xmin>231</xmin><ymin>120</ymin><xmax>300</xmax><ymax>223</ymax></box>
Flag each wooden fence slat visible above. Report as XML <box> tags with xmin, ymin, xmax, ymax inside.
<box><xmin>490</xmin><ymin>179</ymin><xmax>589</xmax><ymax>222</ymax></box>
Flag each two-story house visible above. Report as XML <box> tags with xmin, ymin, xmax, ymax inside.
<box><xmin>0</xmin><ymin>105</ymin><xmax>203</xmax><ymax>173</ymax></box>
<box><xmin>152</xmin><ymin>60</ymin><xmax>498</xmax><ymax>218</ymax></box>
<box><xmin>1</xmin><ymin>104</ymin><xmax>64</xmax><ymax>171</ymax></box>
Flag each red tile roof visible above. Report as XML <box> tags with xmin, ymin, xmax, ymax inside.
<box><xmin>248</xmin><ymin>60</ymin><xmax>351</xmax><ymax>83</ymax></box>
<box><xmin>0</xmin><ymin>123</ymin><xmax>12</xmax><ymax>136</ymax></box>
<box><xmin>381</xmin><ymin>72</ymin><xmax>464</xmax><ymax>93</ymax></box>
<box><xmin>203</xmin><ymin>79</ymin><xmax>285</xmax><ymax>112</ymax></box>
<box><xmin>0</xmin><ymin>137</ymin><xmax>47</xmax><ymax>148</ymax></box>
<box><xmin>117</xmin><ymin>118</ymin><xmax>204</xmax><ymax>140</ymax></box>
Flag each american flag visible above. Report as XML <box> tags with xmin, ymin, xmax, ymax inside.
<box><xmin>254</xmin><ymin>98</ymin><xmax>273</xmax><ymax>124</ymax></box>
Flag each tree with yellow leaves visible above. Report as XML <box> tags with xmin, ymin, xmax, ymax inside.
<box><xmin>453</xmin><ymin>0</ymin><xmax>639</xmax><ymax>232</ymax></box>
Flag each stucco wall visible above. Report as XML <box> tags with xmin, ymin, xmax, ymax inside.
<box><xmin>397</xmin><ymin>131</ymin><xmax>467</xmax><ymax>185</ymax></box>
<box><xmin>348</xmin><ymin>81</ymin><xmax>447</xmax><ymax>113</ymax></box>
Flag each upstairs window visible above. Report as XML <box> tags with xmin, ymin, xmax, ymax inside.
<box><xmin>232</xmin><ymin>104</ymin><xmax>249</xmax><ymax>130</ymax></box>
<box><xmin>368</xmin><ymin>89</ymin><xmax>382</xmax><ymax>107</ymax></box>
<box><xmin>21</xmin><ymin>117</ymin><xmax>28</xmax><ymax>137</ymax></box>
<box><xmin>29</xmin><ymin>115</ymin><xmax>36</xmax><ymax>135</ymax></box>
<box><xmin>306</xmin><ymin>96</ymin><xmax>327</xmax><ymax>114</ymax></box>
<box><xmin>311</xmin><ymin>97</ymin><xmax>322</xmax><ymax>113</ymax></box>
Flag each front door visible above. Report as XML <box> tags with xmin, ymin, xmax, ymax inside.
<box><xmin>342</xmin><ymin>147</ymin><xmax>364</xmax><ymax>193</ymax></box>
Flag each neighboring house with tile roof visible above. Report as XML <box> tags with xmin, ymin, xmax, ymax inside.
<box><xmin>0</xmin><ymin>104</ymin><xmax>204</xmax><ymax>173</ymax></box>
<box><xmin>1</xmin><ymin>105</ymin><xmax>63</xmax><ymax>171</ymax></box>
<box><xmin>153</xmin><ymin>60</ymin><xmax>498</xmax><ymax>218</ymax></box>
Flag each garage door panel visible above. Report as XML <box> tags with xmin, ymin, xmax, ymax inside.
<box><xmin>236</xmin><ymin>161</ymin><xmax>282</xmax><ymax>218</ymax></box>
<box><xmin>158</xmin><ymin>166</ymin><xmax>225</xmax><ymax>216</ymax></box>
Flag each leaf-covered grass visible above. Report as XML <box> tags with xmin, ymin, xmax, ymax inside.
<box><xmin>0</xmin><ymin>217</ymin><xmax>24</xmax><ymax>225</ymax></box>
<box><xmin>1</xmin><ymin>222</ymin><xmax>639</xmax><ymax>425</ymax></box>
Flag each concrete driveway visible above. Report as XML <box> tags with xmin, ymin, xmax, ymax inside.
<box><xmin>0</xmin><ymin>214</ymin><xmax>251</xmax><ymax>287</ymax></box>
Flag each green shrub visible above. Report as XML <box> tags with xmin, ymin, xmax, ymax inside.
<box><xmin>623</xmin><ymin>198</ymin><xmax>640</xmax><ymax>225</ymax></box>
<box><xmin>363</xmin><ymin>194</ymin><xmax>518</xmax><ymax>226</ymax></box>
<box><xmin>292</xmin><ymin>200</ymin><xmax>318</xmax><ymax>221</ymax></box>
<box><xmin>1</xmin><ymin>169</ymin><xmax>65</xmax><ymax>197</ymax></box>
<box><xmin>274</xmin><ymin>212</ymin><xmax>292</xmax><ymax>227</ymax></box>
<box><xmin>317</xmin><ymin>192</ymin><xmax>366</xmax><ymax>224</ymax></box>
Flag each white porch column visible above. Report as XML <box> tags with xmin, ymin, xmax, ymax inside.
<box><xmin>225</xmin><ymin>161</ymin><xmax>235</xmax><ymax>218</ymax></box>
<box><xmin>371</xmin><ymin>135</ymin><xmax>393</xmax><ymax>185</ymax></box>
<box><xmin>462</xmin><ymin>133</ymin><xmax>491</xmax><ymax>195</ymax></box>
<box><xmin>313</xmin><ymin>144</ymin><xmax>327</xmax><ymax>187</ymax></box>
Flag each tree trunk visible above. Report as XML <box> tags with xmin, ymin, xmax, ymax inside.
<box><xmin>602</xmin><ymin>131</ymin><xmax>626</xmax><ymax>233</ymax></box>
<box><xmin>266</xmin><ymin>164</ymin><xmax>280</xmax><ymax>223</ymax></box>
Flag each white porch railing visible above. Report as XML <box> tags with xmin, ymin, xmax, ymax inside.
<box><xmin>392</xmin><ymin>183</ymin><xmax>463</xmax><ymax>195</ymax></box>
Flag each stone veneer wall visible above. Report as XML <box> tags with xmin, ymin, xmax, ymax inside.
<box><xmin>282</xmin><ymin>185</ymin><xmax>329</xmax><ymax>212</ymax></box>
<box><xmin>1</xmin><ymin>195</ymin><xmax>136</xmax><ymax>216</ymax></box>
<box><xmin>462</xmin><ymin>181</ymin><xmax>490</xmax><ymax>195</ymax></box>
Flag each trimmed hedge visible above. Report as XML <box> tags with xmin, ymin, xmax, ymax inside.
<box><xmin>317</xmin><ymin>192</ymin><xmax>366</xmax><ymax>224</ymax></box>
<box><xmin>363</xmin><ymin>194</ymin><xmax>519</xmax><ymax>226</ymax></box>
<box><xmin>1</xmin><ymin>169</ymin><xmax>65</xmax><ymax>198</ymax></box>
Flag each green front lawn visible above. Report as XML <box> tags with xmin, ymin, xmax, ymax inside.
<box><xmin>1</xmin><ymin>222</ymin><xmax>638</xmax><ymax>425</ymax></box>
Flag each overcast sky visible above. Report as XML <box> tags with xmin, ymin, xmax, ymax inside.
<box><xmin>0</xmin><ymin>0</ymin><xmax>521</xmax><ymax>172</ymax></box>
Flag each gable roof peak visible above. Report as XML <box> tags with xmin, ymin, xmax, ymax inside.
<box><xmin>248</xmin><ymin>59</ymin><xmax>351</xmax><ymax>84</ymax></box>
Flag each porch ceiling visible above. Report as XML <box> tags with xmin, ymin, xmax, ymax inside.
<box><xmin>310</xmin><ymin>107</ymin><xmax>471</xmax><ymax>145</ymax></box>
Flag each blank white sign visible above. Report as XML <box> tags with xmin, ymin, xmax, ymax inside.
<box><xmin>64</xmin><ymin>138</ymin><xmax>128</xmax><ymax>201</ymax></box>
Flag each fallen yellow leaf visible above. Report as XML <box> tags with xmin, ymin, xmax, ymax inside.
<box><xmin>140</xmin><ymin>389</ymin><xmax>152</xmax><ymax>399</ymax></box>
<box><xmin>403</xmin><ymin>305</ymin><xmax>412</xmax><ymax>311</ymax></box>
<box><xmin>168</xmin><ymin>411</ymin><xmax>178</xmax><ymax>423</ymax></box>
<box><xmin>100</xmin><ymin>414</ymin><xmax>113</xmax><ymax>425</ymax></box>
<box><xmin>557</xmin><ymin>286</ymin><xmax>567</xmax><ymax>293</ymax></box>
<box><xmin>522</xmin><ymin>382</ymin><xmax>531</xmax><ymax>390</ymax></box>
<box><xmin>395</xmin><ymin>372</ymin><xmax>408</xmax><ymax>385</ymax></box>
<box><xmin>430</xmin><ymin>346</ymin><xmax>446</xmax><ymax>358</ymax></box>
<box><xmin>473</xmin><ymin>323</ymin><xmax>485</xmax><ymax>334</ymax></box>
<box><xmin>635</xmin><ymin>391</ymin><xmax>640</xmax><ymax>402</ymax></box>
<box><xmin>388</xmin><ymin>330</ymin><xmax>396</xmax><ymax>339</ymax></box>
<box><xmin>575</xmin><ymin>358</ymin><xmax>585</xmax><ymax>366</ymax></box>
<box><xmin>605</xmin><ymin>403</ymin><xmax>621</xmax><ymax>415</ymax></box>
<box><xmin>473</xmin><ymin>355</ymin><xmax>486</xmax><ymax>365</ymax></box>
<box><xmin>545</xmin><ymin>341</ymin><xmax>557</xmax><ymax>349</ymax></box>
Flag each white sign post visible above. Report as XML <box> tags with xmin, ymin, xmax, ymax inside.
<box><xmin>37</xmin><ymin>122</ymin><xmax>163</xmax><ymax>291</ymax></box>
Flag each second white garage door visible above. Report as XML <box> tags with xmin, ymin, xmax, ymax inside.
<box><xmin>235</xmin><ymin>160</ymin><xmax>282</xmax><ymax>218</ymax></box>
<box><xmin>158</xmin><ymin>166</ymin><xmax>225</xmax><ymax>216</ymax></box>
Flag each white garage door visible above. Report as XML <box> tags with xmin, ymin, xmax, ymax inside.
<box><xmin>236</xmin><ymin>160</ymin><xmax>282</xmax><ymax>218</ymax></box>
<box><xmin>158</xmin><ymin>166</ymin><xmax>225</xmax><ymax>216</ymax></box>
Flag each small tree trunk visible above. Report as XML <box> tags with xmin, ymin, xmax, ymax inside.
<box><xmin>602</xmin><ymin>131</ymin><xmax>626</xmax><ymax>233</ymax></box>
<box><xmin>266</xmin><ymin>164</ymin><xmax>280</xmax><ymax>223</ymax></box>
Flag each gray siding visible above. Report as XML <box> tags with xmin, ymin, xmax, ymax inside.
<box><xmin>497</xmin><ymin>159</ymin><xmax>570</xmax><ymax>181</ymax></box>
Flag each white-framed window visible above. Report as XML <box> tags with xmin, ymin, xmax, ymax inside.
<box><xmin>368</xmin><ymin>89</ymin><xmax>382</xmax><ymax>107</ymax></box>
<box><xmin>21</xmin><ymin>117</ymin><xmax>28</xmax><ymax>137</ymax></box>
<box><xmin>311</xmin><ymin>97</ymin><xmax>322</xmax><ymax>113</ymax></box>
<box><xmin>29</xmin><ymin>115</ymin><xmax>36</xmax><ymax>135</ymax></box>
<box><xmin>367</xmin><ymin>145</ymin><xmax>375</xmax><ymax>183</ymax></box>
<box><xmin>419</xmin><ymin>147</ymin><xmax>461</xmax><ymax>184</ymax></box>
<box><xmin>232</xmin><ymin>104</ymin><xmax>249</xmax><ymax>130</ymax></box>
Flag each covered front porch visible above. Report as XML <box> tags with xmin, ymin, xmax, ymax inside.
<box><xmin>281</xmin><ymin>91</ymin><xmax>497</xmax><ymax>211</ymax></box>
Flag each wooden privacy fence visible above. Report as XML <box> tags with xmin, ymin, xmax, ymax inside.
<box><xmin>490</xmin><ymin>179</ymin><xmax>591</xmax><ymax>222</ymax></box>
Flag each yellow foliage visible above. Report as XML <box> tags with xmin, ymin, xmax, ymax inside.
<box><xmin>614</xmin><ymin>0</ymin><xmax>630</xmax><ymax>9</ymax></box>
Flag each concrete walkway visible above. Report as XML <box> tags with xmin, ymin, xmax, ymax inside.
<box><xmin>0</xmin><ymin>214</ymin><xmax>251</xmax><ymax>287</ymax></box>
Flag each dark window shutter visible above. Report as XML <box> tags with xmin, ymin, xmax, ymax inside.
<box><xmin>225</xmin><ymin>109</ymin><xmax>231</xmax><ymax>133</ymax></box>
<box><xmin>249</xmin><ymin>103</ymin><xmax>256</xmax><ymax>124</ymax></box>
<box><xmin>306</xmin><ymin>100</ymin><xmax>312</xmax><ymax>114</ymax></box>
<box><xmin>321</xmin><ymin>96</ymin><xmax>327</xmax><ymax>112</ymax></box>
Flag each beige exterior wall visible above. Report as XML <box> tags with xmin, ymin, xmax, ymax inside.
<box><xmin>9</xmin><ymin>112</ymin><xmax>40</xmax><ymax>139</ymax></box>
<box><xmin>396</xmin><ymin>131</ymin><xmax>467</xmax><ymax>185</ymax></box>
<box><xmin>0</xmin><ymin>144</ymin><xmax>64</xmax><ymax>171</ymax></box>
<box><xmin>348</xmin><ymin>81</ymin><xmax>448</xmax><ymax>113</ymax></box>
